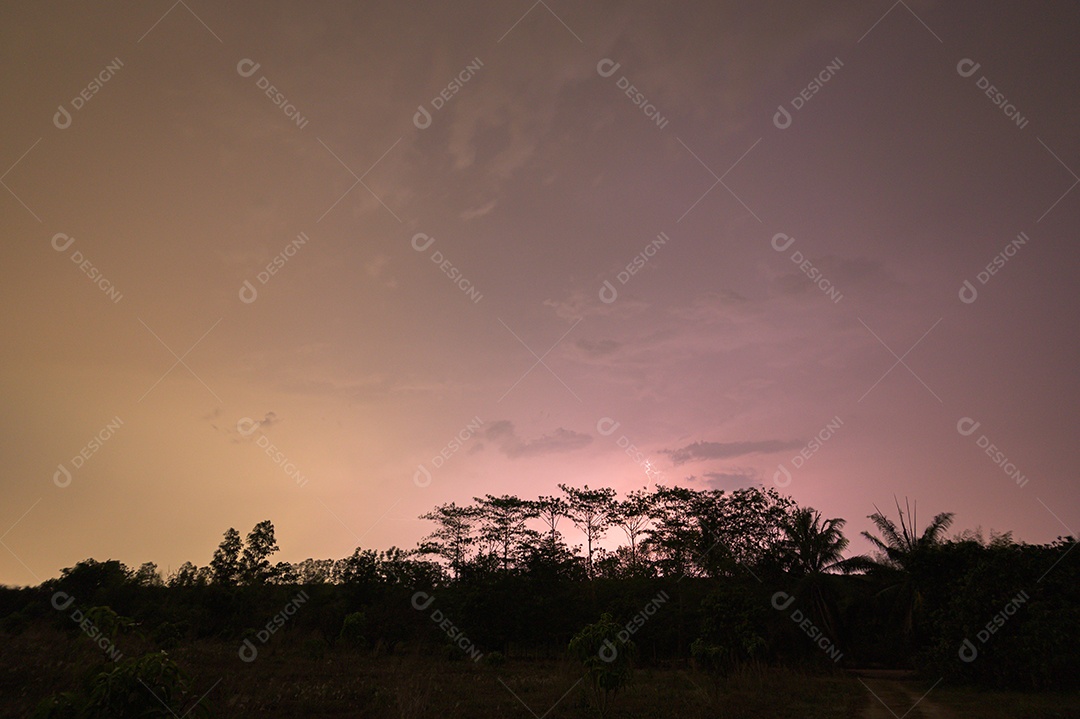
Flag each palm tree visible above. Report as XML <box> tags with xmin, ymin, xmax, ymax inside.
<box><xmin>782</xmin><ymin>507</ymin><xmax>859</xmax><ymax>577</ymax></box>
<box><xmin>860</xmin><ymin>497</ymin><xmax>954</xmax><ymax>639</ymax></box>
<box><xmin>779</xmin><ymin>507</ymin><xmax>862</xmax><ymax>643</ymax></box>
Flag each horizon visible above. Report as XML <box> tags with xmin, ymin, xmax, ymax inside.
<box><xmin>0</xmin><ymin>482</ymin><xmax>1053</xmax><ymax>589</ymax></box>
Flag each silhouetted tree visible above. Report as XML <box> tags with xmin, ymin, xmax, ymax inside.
<box><xmin>54</xmin><ymin>559</ymin><xmax>131</xmax><ymax>599</ymax></box>
<box><xmin>643</xmin><ymin>485</ymin><xmax>701</xmax><ymax>577</ymax></box>
<box><xmin>376</xmin><ymin>546</ymin><xmax>441</xmax><ymax>586</ymax></box>
<box><xmin>535</xmin><ymin>495</ymin><xmax>569</xmax><ymax>559</ymax></box>
<box><xmin>166</xmin><ymin>561</ymin><xmax>202</xmax><ymax>588</ymax></box>
<box><xmin>715</xmin><ymin>487</ymin><xmax>795</xmax><ymax>572</ymax></box>
<box><xmin>333</xmin><ymin>547</ymin><xmax>379</xmax><ymax>585</ymax></box>
<box><xmin>560</xmin><ymin>484</ymin><xmax>616</xmax><ymax>578</ymax></box>
<box><xmin>240</xmin><ymin>520</ymin><xmax>279</xmax><ymax>585</ymax></box>
<box><xmin>418</xmin><ymin>502</ymin><xmax>479</xmax><ymax>579</ymax></box>
<box><xmin>779</xmin><ymin>507</ymin><xmax>861</xmax><ymax>643</ymax></box>
<box><xmin>272</xmin><ymin>561</ymin><xmax>299</xmax><ymax>584</ymax></box>
<box><xmin>131</xmin><ymin>562</ymin><xmax>164</xmax><ymax>587</ymax></box>
<box><xmin>294</xmin><ymin>558</ymin><xmax>334</xmax><ymax>584</ymax></box>
<box><xmin>474</xmin><ymin>494</ymin><xmax>540</xmax><ymax>572</ymax></box>
<box><xmin>861</xmin><ymin>498</ymin><xmax>954</xmax><ymax>638</ymax></box>
<box><xmin>209</xmin><ymin>528</ymin><xmax>242</xmax><ymax>585</ymax></box>
<box><xmin>612</xmin><ymin>488</ymin><xmax>652</xmax><ymax>573</ymax></box>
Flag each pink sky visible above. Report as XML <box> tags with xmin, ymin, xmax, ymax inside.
<box><xmin>1</xmin><ymin>0</ymin><xmax>1077</xmax><ymax>585</ymax></box>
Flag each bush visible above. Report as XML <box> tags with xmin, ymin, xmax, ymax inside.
<box><xmin>338</xmin><ymin>610</ymin><xmax>367</xmax><ymax>649</ymax></box>
<box><xmin>151</xmin><ymin>621</ymin><xmax>185</xmax><ymax>650</ymax></box>
<box><xmin>34</xmin><ymin>651</ymin><xmax>208</xmax><ymax>719</ymax></box>
<box><xmin>568</xmin><ymin>613</ymin><xmax>635</xmax><ymax>718</ymax></box>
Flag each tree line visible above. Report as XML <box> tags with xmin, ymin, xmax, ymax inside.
<box><xmin>2</xmin><ymin>485</ymin><xmax>1076</xmax><ymax>695</ymax></box>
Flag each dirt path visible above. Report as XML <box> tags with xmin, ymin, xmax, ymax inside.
<box><xmin>857</xmin><ymin>677</ymin><xmax>952</xmax><ymax>719</ymax></box>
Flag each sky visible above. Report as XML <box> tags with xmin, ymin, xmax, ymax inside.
<box><xmin>1</xmin><ymin>0</ymin><xmax>1077</xmax><ymax>586</ymax></box>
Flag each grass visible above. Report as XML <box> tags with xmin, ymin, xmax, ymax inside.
<box><xmin>2</xmin><ymin>625</ymin><xmax>1077</xmax><ymax>718</ymax></box>
<box><xmin>929</xmin><ymin>685</ymin><xmax>1080</xmax><ymax>719</ymax></box>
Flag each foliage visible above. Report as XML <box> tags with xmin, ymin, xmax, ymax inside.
<box><xmin>8</xmin><ymin>487</ymin><xmax>1077</xmax><ymax>703</ymax></box>
<box><xmin>339</xmin><ymin>610</ymin><xmax>368</xmax><ymax>649</ymax></box>
<box><xmin>691</xmin><ymin>585</ymin><xmax>768</xmax><ymax>675</ymax></box>
<box><xmin>240</xmin><ymin>520</ymin><xmax>279</xmax><ymax>584</ymax></box>
<box><xmin>559</xmin><ymin>484</ymin><xmax>617</xmax><ymax>578</ymax></box>
<box><xmin>209</xmin><ymin>528</ymin><xmax>242</xmax><ymax>586</ymax></box>
<box><xmin>860</xmin><ymin>498</ymin><xmax>955</xmax><ymax>639</ymax></box>
<box><xmin>568</xmin><ymin>613</ymin><xmax>635</xmax><ymax>717</ymax></box>
<box><xmin>35</xmin><ymin>651</ymin><xmax>207</xmax><ymax>719</ymax></box>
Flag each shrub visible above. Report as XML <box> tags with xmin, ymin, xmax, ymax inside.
<box><xmin>568</xmin><ymin>613</ymin><xmax>635</xmax><ymax>717</ymax></box>
<box><xmin>339</xmin><ymin>610</ymin><xmax>368</xmax><ymax>649</ymax></box>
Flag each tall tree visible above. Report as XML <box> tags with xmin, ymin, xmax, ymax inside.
<box><xmin>560</xmin><ymin>484</ymin><xmax>616</xmax><ymax>579</ymax></box>
<box><xmin>418</xmin><ymin>501</ymin><xmax>479</xmax><ymax>579</ymax></box>
<box><xmin>474</xmin><ymin>494</ymin><xmax>540</xmax><ymax>572</ymax></box>
<box><xmin>535</xmin><ymin>495</ymin><xmax>569</xmax><ymax>558</ymax></box>
<box><xmin>643</xmin><ymin>485</ymin><xmax>702</xmax><ymax>577</ymax></box>
<box><xmin>779</xmin><ymin>507</ymin><xmax>861</xmax><ymax>642</ymax></box>
<box><xmin>781</xmin><ymin>507</ymin><xmax>857</xmax><ymax>577</ymax></box>
<box><xmin>209</xmin><ymin>527</ymin><xmax>242</xmax><ymax>585</ymax></box>
<box><xmin>612</xmin><ymin>488</ymin><xmax>652</xmax><ymax>573</ymax></box>
<box><xmin>715</xmin><ymin>487</ymin><xmax>796</xmax><ymax>573</ymax></box>
<box><xmin>862</xmin><ymin>498</ymin><xmax>955</xmax><ymax>570</ymax></box>
<box><xmin>240</xmin><ymin>520</ymin><xmax>280</xmax><ymax>585</ymax></box>
<box><xmin>861</xmin><ymin>498</ymin><xmax>955</xmax><ymax>636</ymax></box>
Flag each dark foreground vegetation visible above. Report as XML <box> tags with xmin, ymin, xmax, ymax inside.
<box><xmin>1</xmin><ymin>485</ymin><xmax>1076</xmax><ymax>717</ymax></box>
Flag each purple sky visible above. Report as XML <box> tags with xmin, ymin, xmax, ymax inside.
<box><xmin>2</xmin><ymin>0</ymin><xmax>1077</xmax><ymax>585</ymax></box>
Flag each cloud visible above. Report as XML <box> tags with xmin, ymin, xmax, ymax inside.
<box><xmin>772</xmin><ymin>255</ymin><xmax>900</xmax><ymax>304</ymax></box>
<box><xmin>702</xmin><ymin>468</ymin><xmax>760</xmax><ymax>488</ymax></box>
<box><xmin>460</xmin><ymin>199</ymin><xmax>497</xmax><ymax>221</ymax></box>
<box><xmin>227</xmin><ymin>411</ymin><xmax>281</xmax><ymax>443</ymax></box>
<box><xmin>662</xmin><ymin>439</ymin><xmax>801</xmax><ymax>466</ymax></box>
<box><xmin>483</xmin><ymin>420</ymin><xmax>593</xmax><ymax>458</ymax></box>
<box><xmin>575</xmin><ymin>338</ymin><xmax>622</xmax><ymax>357</ymax></box>
<box><xmin>669</xmin><ymin>290</ymin><xmax>752</xmax><ymax>323</ymax></box>
<box><xmin>255</xmin><ymin>411</ymin><xmax>281</xmax><ymax>429</ymax></box>
<box><xmin>543</xmin><ymin>289</ymin><xmax>649</xmax><ymax>322</ymax></box>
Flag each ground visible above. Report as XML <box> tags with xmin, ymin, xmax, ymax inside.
<box><xmin>2</xmin><ymin>627</ymin><xmax>1077</xmax><ymax>717</ymax></box>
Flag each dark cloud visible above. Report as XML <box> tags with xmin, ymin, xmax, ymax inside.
<box><xmin>483</xmin><ymin>420</ymin><xmax>593</xmax><ymax>458</ymax></box>
<box><xmin>702</xmin><ymin>469</ymin><xmax>760</xmax><ymax>488</ymax></box>
<box><xmin>662</xmin><ymin>439</ymin><xmax>802</xmax><ymax>466</ymax></box>
<box><xmin>227</xmin><ymin>412</ymin><xmax>281</xmax><ymax>443</ymax></box>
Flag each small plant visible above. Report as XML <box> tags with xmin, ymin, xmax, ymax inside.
<box><xmin>84</xmin><ymin>606</ymin><xmax>135</xmax><ymax>638</ymax></box>
<box><xmin>338</xmin><ymin>610</ymin><xmax>367</xmax><ymax>649</ymax></box>
<box><xmin>151</xmin><ymin>621</ymin><xmax>185</xmax><ymax>650</ymax></box>
<box><xmin>87</xmin><ymin>651</ymin><xmax>207</xmax><ymax>718</ymax></box>
<box><xmin>568</xmin><ymin>613</ymin><xmax>635</xmax><ymax>717</ymax></box>
<box><xmin>34</xmin><ymin>651</ymin><xmax>208</xmax><ymax>718</ymax></box>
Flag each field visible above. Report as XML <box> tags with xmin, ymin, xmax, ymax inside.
<box><xmin>4</xmin><ymin>625</ymin><xmax>1077</xmax><ymax>718</ymax></box>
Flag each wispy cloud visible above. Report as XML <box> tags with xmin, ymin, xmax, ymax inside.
<box><xmin>702</xmin><ymin>468</ymin><xmax>760</xmax><ymax>487</ymax></box>
<box><xmin>460</xmin><ymin>199</ymin><xmax>497</xmax><ymax>221</ymax></box>
<box><xmin>483</xmin><ymin>420</ymin><xmax>593</xmax><ymax>458</ymax></box>
<box><xmin>662</xmin><ymin>439</ymin><xmax>801</xmax><ymax>466</ymax></box>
